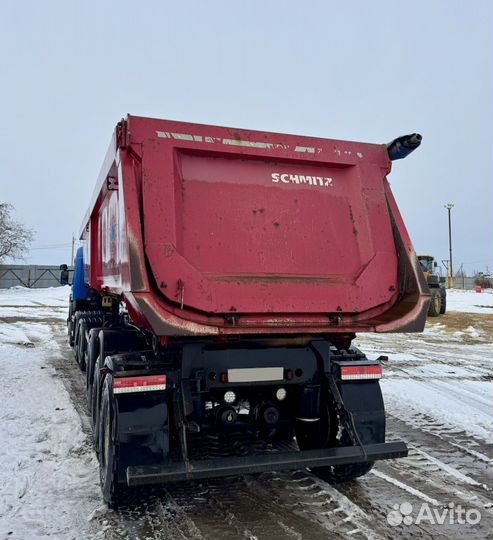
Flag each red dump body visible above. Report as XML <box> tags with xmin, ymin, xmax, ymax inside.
<box><xmin>81</xmin><ymin>116</ymin><xmax>429</xmax><ymax>336</ymax></box>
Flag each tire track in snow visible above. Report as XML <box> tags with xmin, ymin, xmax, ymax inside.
<box><xmin>36</xmin><ymin>292</ymin><xmax>493</xmax><ymax>540</ymax></box>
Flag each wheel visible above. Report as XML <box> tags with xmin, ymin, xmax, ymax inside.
<box><xmin>295</xmin><ymin>395</ymin><xmax>375</xmax><ymax>484</ymax></box>
<box><xmin>428</xmin><ymin>289</ymin><xmax>442</xmax><ymax>317</ymax></box>
<box><xmin>90</xmin><ymin>327</ymin><xmax>121</xmax><ymax>451</ymax></box>
<box><xmin>312</xmin><ymin>459</ymin><xmax>374</xmax><ymax>484</ymax></box>
<box><xmin>67</xmin><ymin>298</ymin><xmax>73</xmax><ymax>333</ymax></box>
<box><xmin>73</xmin><ymin>314</ymin><xmax>83</xmax><ymax>361</ymax></box>
<box><xmin>91</xmin><ymin>358</ymin><xmax>103</xmax><ymax>454</ymax></box>
<box><xmin>68</xmin><ymin>318</ymin><xmax>75</xmax><ymax>347</ymax></box>
<box><xmin>99</xmin><ymin>376</ymin><xmax>128</xmax><ymax>507</ymax></box>
<box><xmin>68</xmin><ymin>302</ymin><xmax>76</xmax><ymax>347</ymax></box>
<box><xmin>77</xmin><ymin>321</ymin><xmax>89</xmax><ymax>371</ymax></box>
<box><xmin>439</xmin><ymin>289</ymin><xmax>446</xmax><ymax>315</ymax></box>
<box><xmin>86</xmin><ymin>329</ymin><xmax>101</xmax><ymax>413</ymax></box>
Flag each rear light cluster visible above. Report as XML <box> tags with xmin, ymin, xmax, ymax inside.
<box><xmin>340</xmin><ymin>364</ymin><xmax>382</xmax><ymax>381</ymax></box>
<box><xmin>113</xmin><ymin>374</ymin><xmax>167</xmax><ymax>394</ymax></box>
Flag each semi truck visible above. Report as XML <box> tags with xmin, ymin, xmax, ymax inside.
<box><xmin>68</xmin><ymin>116</ymin><xmax>428</xmax><ymax>506</ymax></box>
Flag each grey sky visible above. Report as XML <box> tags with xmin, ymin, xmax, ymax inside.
<box><xmin>1</xmin><ymin>1</ymin><xmax>491</xmax><ymax>275</ymax></box>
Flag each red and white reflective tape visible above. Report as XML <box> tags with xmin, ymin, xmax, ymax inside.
<box><xmin>113</xmin><ymin>374</ymin><xmax>167</xmax><ymax>394</ymax></box>
<box><xmin>340</xmin><ymin>364</ymin><xmax>382</xmax><ymax>381</ymax></box>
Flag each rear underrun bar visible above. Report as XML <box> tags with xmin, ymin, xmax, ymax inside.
<box><xmin>126</xmin><ymin>441</ymin><xmax>408</xmax><ymax>485</ymax></box>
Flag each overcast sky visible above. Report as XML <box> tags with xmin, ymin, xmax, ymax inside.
<box><xmin>1</xmin><ymin>1</ymin><xmax>491</xmax><ymax>275</ymax></box>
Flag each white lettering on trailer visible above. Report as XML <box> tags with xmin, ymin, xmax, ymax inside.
<box><xmin>294</xmin><ymin>146</ymin><xmax>315</xmax><ymax>153</ymax></box>
<box><xmin>221</xmin><ymin>139</ymin><xmax>289</xmax><ymax>150</ymax></box>
<box><xmin>171</xmin><ymin>133</ymin><xmax>194</xmax><ymax>141</ymax></box>
<box><xmin>155</xmin><ymin>132</ymin><xmax>334</xmax><ymax>188</ymax></box>
<box><xmin>156</xmin><ymin>131</ymin><xmax>290</xmax><ymax>151</ymax></box>
<box><xmin>156</xmin><ymin>131</ymin><xmax>202</xmax><ymax>142</ymax></box>
<box><xmin>222</xmin><ymin>139</ymin><xmax>274</xmax><ymax>149</ymax></box>
<box><xmin>155</xmin><ymin>131</ymin><xmax>328</xmax><ymax>156</ymax></box>
<box><xmin>271</xmin><ymin>172</ymin><xmax>333</xmax><ymax>188</ymax></box>
<box><xmin>228</xmin><ymin>367</ymin><xmax>284</xmax><ymax>383</ymax></box>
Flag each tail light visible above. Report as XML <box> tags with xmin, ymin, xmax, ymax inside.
<box><xmin>340</xmin><ymin>364</ymin><xmax>382</xmax><ymax>381</ymax></box>
<box><xmin>113</xmin><ymin>374</ymin><xmax>166</xmax><ymax>394</ymax></box>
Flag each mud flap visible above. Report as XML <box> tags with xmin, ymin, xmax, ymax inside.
<box><xmin>338</xmin><ymin>381</ymin><xmax>385</xmax><ymax>445</ymax></box>
<box><xmin>103</xmin><ymin>348</ymin><xmax>170</xmax><ymax>485</ymax></box>
<box><xmin>114</xmin><ymin>393</ymin><xmax>170</xmax><ymax>484</ymax></box>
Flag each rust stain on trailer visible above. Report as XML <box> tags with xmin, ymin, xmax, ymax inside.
<box><xmin>134</xmin><ymin>294</ymin><xmax>218</xmax><ymax>336</ymax></box>
<box><xmin>128</xmin><ymin>236</ymin><xmax>146</xmax><ymax>290</ymax></box>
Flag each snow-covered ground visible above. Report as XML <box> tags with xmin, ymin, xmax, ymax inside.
<box><xmin>0</xmin><ymin>286</ymin><xmax>491</xmax><ymax>539</ymax></box>
<box><xmin>0</xmin><ymin>287</ymin><xmax>101</xmax><ymax>540</ymax></box>
<box><xmin>446</xmin><ymin>288</ymin><xmax>493</xmax><ymax>314</ymax></box>
<box><xmin>356</xmin><ymin>288</ymin><xmax>492</xmax><ymax>444</ymax></box>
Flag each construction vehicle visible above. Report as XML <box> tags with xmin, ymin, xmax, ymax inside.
<box><xmin>67</xmin><ymin>117</ymin><xmax>427</xmax><ymax>506</ymax></box>
<box><xmin>418</xmin><ymin>255</ymin><xmax>447</xmax><ymax>316</ymax></box>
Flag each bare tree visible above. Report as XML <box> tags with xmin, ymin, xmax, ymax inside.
<box><xmin>0</xmin><ymin>203</ymin><xmax>34</xmax><ymax>262</ymax></box>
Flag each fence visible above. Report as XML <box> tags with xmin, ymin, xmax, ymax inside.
<box><xmin>0</xmin><ymin>265</ymin><xmax>74</xmax><ymax>289</ymax></box>
<box><xmin>452</xmin><ymin>276</ymin><xmax>475</xmax><ymax>290</ymax></box>
<box><xmin>452</xmin><ymin>276</ymin><xmax>492</xmax><ymax>291</ymax></box>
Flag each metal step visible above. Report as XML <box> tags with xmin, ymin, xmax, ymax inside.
<box><xmin>126</xmin><ymin>441</ymin><xmax>408</xmax><ymax>485</ymax></box>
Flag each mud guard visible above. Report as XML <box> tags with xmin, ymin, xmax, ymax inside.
<box><xmin>103</xmin><ymin>355</ymin><xmax>170</xmax><ymax>484</ymax></box>
<box><xmin>338</xmin><ymin>381</ymin><xmax>385</xmax><ymax>445</ymax></box>
<box><xmin>114</xmin><ymin>392</ymin><xmax>170</xmax><ymax>483</ymax></box>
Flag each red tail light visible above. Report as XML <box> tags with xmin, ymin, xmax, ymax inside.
<box><xmin>340</xmin><ymin>364</ymin><xmax>382</xmax><ymax>381</ymax></box>
<box><xmin>113</xmin><ymin>374</ymin><xmax>166</xmax><ymax>394</ymax></box>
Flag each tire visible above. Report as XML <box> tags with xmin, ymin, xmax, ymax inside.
<box><xmin>295</xmin><ymin>396</ymin><xmax>375</xmax><ymax>484</ymax></box>
<box><xmin>312</xmin><ymin>460</ymin><xmax>374</xmax><ymax>484</ymax></box>
<box><xmin>439</xmin><ymin>289</ymin><xmax>446</xmax><ymax>315</ymax></box>
<box><xmin>77</xmin><ymin>321</ymin><xmax>89</xmax><ymax>371</ymax></box>
<box><xmin>86</xmin><ymin>329</ymin><xmax>102</xmax><ymax>413</ymax></box>
<box><xmin>73</xmin><ymin>315</ymin><xmax>83</xmax><ymax>362</ymax></box>
<box><xmin>99</xmin><ymin>376</ymin><xmax>127</xmax><ymax>508</ymax></box>
<box><xmin>68</xmin><ymin>303</ymin><xmax>77</xmax><ymax>347</ymax></box>
<box><xmin>428</xmin><ymin>289</ymin><xmax>442</xmax><ymax>317</ymax></box>
<box><xmin>68</xmin><ymin>318</ymin><xmax>75</xmax><ymax>347</ymax></box>
<box><xmin>91</xmin><ymin>358</ymin><xmax>103</xmax><ymax>454</ymax></box>
<box><xmin>67</xmin><ymin>299</ymin><xmax>73</xmax><ymax>333</ymax></box>
<box><xmin>90</xmin><ymin>327</ymin><xmax>120</xmax><ymax>450</ymax></box>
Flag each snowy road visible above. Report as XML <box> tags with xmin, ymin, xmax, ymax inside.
<box><xmin>0</xmin><ymin>287</ymin><xmax>492</xmax><ymax>539</ymax></box>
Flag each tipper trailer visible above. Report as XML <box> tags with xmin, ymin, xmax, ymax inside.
<box><xmin>68</xmin><ymin>116</ymin><xmax>428</xmax><ymax>506</ymax></box>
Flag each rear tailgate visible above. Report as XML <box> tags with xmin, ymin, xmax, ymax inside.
<box><xmin>133</xmin><ymin>118</ymin><xmax>397</xmax><ymax>317</ymax></box>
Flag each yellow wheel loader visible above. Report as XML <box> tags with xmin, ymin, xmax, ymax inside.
<box><xmin>418</xmin><ymin>255</ymin><xmax>447</xmax><ymax>317</ymax></box>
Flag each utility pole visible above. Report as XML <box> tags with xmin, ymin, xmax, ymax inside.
<box><xmin>444</xmin><ymin>204</ymin><xmax>454</xmax><ymax>288</ymax></box>
<box><xmin>71</xmin><ymin>234</ymin><xmax>75</xmax><ymax>266</ymax></box>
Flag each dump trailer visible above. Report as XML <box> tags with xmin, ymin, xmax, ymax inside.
<box><xmin>418</xmin><ymin>255</ymin><xmax>447</xmax><ymax>316</ymax></box>
<box><xmin>68</xmin><ymin>116</ymin><xmax>428</xmax><ymax>506</ymax></box>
